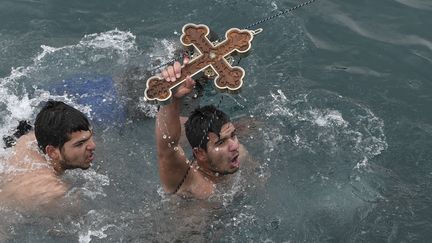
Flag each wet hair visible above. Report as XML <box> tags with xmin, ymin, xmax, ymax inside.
<box><xmin>184</xmin><ymin>105</ymin><xmax>230</xmax><ymax>151</ymax></box>
<box><xmin>34</xmin><ymin>100</ymin><xmax>91</xmax><ymax>153</ymax></box>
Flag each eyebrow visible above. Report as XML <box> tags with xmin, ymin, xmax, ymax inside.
<box><xmin>72</xmin><ymin>132</ymin><xmax>93</xmax><ymax>146</ymax></box>
<box><xmin>214</xmin><ymin>129</ymin><xmax>236</xmax><ymax>144</ymax></box>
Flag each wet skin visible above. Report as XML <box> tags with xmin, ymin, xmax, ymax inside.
<box><xmin>0</xmin><ymin>130</ymin><xmax>96</xmax><ymax>211</ymax></box>
<box><xmin>55</xmin><ymin>130</ymin><xmax>96</xmax><ymax>173</ymax></box>
<box><xmin>201</xmin><ymin>122</ymin><xmax>241</xmax><ymax>176</ymax></box>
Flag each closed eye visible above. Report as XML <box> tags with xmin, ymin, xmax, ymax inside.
<box><xmin>215</xmin><ymin>139</ymin><xmax>225</xmax><ymax>146</ymax></box>
<box><xmin>74</xmin><ymin>141</ymin><xmax>85</xmax><ymax>147</ymax></box>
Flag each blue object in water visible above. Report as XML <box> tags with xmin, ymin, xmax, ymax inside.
<box><xmin>50</xmin><ymin>75</ymin><xmax>126</xmax><ymax>126</ymax></box>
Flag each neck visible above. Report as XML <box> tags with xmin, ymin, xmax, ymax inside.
<box><xmin>50</xmin><ymin>159</ymin><xmax>65</xmax><ymax>175</ymax></box>
<box><xmin>194</xmin><ymin>160</ymin><xmax>224</xmax><ymax>183</ymax></box>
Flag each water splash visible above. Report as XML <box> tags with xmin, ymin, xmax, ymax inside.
<box><xmin>0</xmin><ymin>29</ymin><xmax>141</xmax><ymax>148</ymax></box>
<box><xmin>252</xmin><ymin>88</ymin><xmax>388</xmax><ymax>208</ymax></box>
<box><xmin>257</xmin><ymin>89</ymin><xmax>387</xmax><ymax>160</ymax></box>
<box><xmin>78</xmin><ymin>210</ymin><xmax>118</xmax><ymax>243</ymax></box>
<box><xmin>64</xmin><ymin>169</ymin><xmax>110</xmax><ymax>200</ymax></box>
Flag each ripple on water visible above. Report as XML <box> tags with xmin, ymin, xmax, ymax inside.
<box><xmin>247</xmin><ymin>88</ymin><xmax>389</xmax><ymax>240</ymax></box>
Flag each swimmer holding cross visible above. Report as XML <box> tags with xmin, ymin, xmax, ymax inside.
<box><xmin>155</xmin><ymin>57</ymin><xmax>249</xmax><ymax>199</ymax></box>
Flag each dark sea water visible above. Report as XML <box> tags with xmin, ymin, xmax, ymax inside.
<box><xmin>1</xmin><ymin>0</ymin><xmax>431</xmax><ymax>242</ymax></box>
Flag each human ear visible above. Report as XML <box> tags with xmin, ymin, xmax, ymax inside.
<box><xmin>193</xmin><ymin>148</ymin><xmax>207</xmax><ymax>162</ymax></box>
<box><xmin>45</xmin><ymin>145</ymin><xmax>60</xmax><ymax>161</ymax></box>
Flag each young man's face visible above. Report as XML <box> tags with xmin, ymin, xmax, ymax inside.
<box><xmin>205</xmin><ymin>122</ymin><xmax>240</xmax><ymax>175</ymax></box>
<box><xmin>59</xmin><ymin>130</ymin><xmax>96</xmax><ymax>170</ymax></box>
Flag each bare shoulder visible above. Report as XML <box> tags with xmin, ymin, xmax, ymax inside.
<box><xmin>6</xmin><ymin>132</ymin><xmax>46</xmax><ymax>168</ymax></box>
<box><xmin>176</xmin><ymin>167</ymin><xmax>216</xmax><ymax>200</ymax></box>
<box><xmin>13</xmin><ymin>131</ymin><xmax>38</xmax><ymax>151</ymax></box>
<box><xmin>0</xmin><ymin>168</ymin><xmax>68</xmax><ymax>210</ymax></box>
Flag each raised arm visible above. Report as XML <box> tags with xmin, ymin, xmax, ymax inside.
<box><xmin>155</xmin><ymin>58</ymin><xmax>196</xmax><ymax>193</ymax></box>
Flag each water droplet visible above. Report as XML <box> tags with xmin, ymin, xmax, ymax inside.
<box><xmin>163</xmin><ymin>135</ymin><xmax>167</xmax><ymax>139</ymax></box>
<box><xmin>174</xmin><ymin>146</ymin><xmax>179</xmax><ymax>151</ymax></box>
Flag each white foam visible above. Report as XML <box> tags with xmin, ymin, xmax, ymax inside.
<box><xmin>147</xmin><ymin>38</ymin><xmax>178</xmax><ymax>69</ymax></box>
<box><xmin>0</xmin><ymin>29</ymin><xmax>138</xmax><ymax>150</ymax></box>
<box><xmin>79</xmin><ymin>29</ymin><xmax>137</xmax><ymax>53</ymax></box>
<box><xmin>65</xmin><ymin>169</ymin><xmax>110</xmax><ymax>200</ymax></box>
<box><xmin>256</xmin><ymin>89</ymin><xmax>388</xmax><ymax>160</ymax></box>
<box><xmin>78</xmin><ymin>210</ymin><xmax>116</xmax><ymax>243</ymax></box>
<box><xmin>309</xmin><ymin>109</ymin><xmax>348</xmax><ymax>127</ymax></box>
<box><xmin>270</xmin><ymin>1</ymin><xmax>278</xmax><ymax>11</ymax></box>
<box><xmin>78</xmin><ymin>224</ymin><xmax>115</xmax><ymax>243</ymax></box>
<box><xmin>354</xmin><ymin>156</ymin><xmax>369</xmax><ymax>170</ymax></box>
<box><xmin>35</xmin><ymin>45</ymin><xmax>61</xmax><ymax>62</ymax></box>
<box><xmin>137</xmin><ymin>97</ymin><xmax>158</xmax><ymax>118</ymax></box>
<box><xmin>5</xmin><ymin>96</ymin><xmax>33</xmax><ymax>120</ymax></box>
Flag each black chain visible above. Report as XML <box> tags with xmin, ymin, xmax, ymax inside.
<box><xmin>244</xmin><ymin>0</ymin><xmax>319</xmax><ymax>30</ymax></box>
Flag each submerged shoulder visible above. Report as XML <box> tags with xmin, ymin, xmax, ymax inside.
<box><xmin>14</xmin><ymin>132</ymin><xmax>36</xmax><ymax>147</ymax></box>
<box><xmin>6</xmin><ymin>132</ymin><xmax>46</xmax><ymax>169</ymax></box>
<box><xmin>178</xmin><ymin>169</ymin><xmax>214</xmax><ymax>200</ymax></box>
<box><xmin>0</xmin><ymin>169</ymin><xmax>68</xmax><ymax>210</ymax></box>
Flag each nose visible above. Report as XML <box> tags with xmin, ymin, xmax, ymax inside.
<box><xmin>228</xmin><ymin>137</ymin><xmax>239</xmax><ymax>152</ymax></box>
<box><xmin>87</xmin><ymin>137</ymin><xmax>96</xmax><ymax>151</ymax></box>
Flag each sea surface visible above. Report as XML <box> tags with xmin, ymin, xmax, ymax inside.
<box><xmin>1</xmin><ymin>0</ymin><xmax>431</xmax><ymax>242</ymax></box>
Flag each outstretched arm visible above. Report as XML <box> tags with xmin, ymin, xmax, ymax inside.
<box><xmin>155</xmin><ymin>58</ymin><xmax>196</xmax><ymax>193</ymax></box>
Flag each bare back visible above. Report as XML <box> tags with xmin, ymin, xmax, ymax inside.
<box><xmin>0</xmin><ymin>132</ymin><xmax>68</xmax><ymax>211</ymax></box>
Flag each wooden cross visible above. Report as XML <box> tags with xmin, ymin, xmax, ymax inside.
<box><xmin>144</xmin><ymin>23</ymin><xmax>255</xmax><ymax>104</ymax></box>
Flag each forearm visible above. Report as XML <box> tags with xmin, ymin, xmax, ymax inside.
<box><xmin>156</xmin><ymin>97</ymin><xmax>182</xmax><ymax>148</ymax></box>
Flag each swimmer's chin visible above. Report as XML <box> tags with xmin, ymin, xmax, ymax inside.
<box><xmin>78</xmin><ymin>162</ymin><xmax>92</xmax><ymax>170</ymax></box>
<box><xmin>84</xmin><ymin>162</ymin><xmax>93</xmax><ymax>170</ymax></box>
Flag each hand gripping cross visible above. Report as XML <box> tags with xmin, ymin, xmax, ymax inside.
<box><xmin>144</xmin><ymin>23</ymin><xmax>255</xmax><ymax>103</ymax></box>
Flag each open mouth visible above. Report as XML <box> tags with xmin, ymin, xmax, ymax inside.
<box><xmin>230</xmin><ymin>155</ymin><xmax>240</xmax><ymax>168</ymax></box>
<box><xmin>88</xmin><ymin>152</ymin><xmax>95</xmax><ymax>162</ymax></box>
